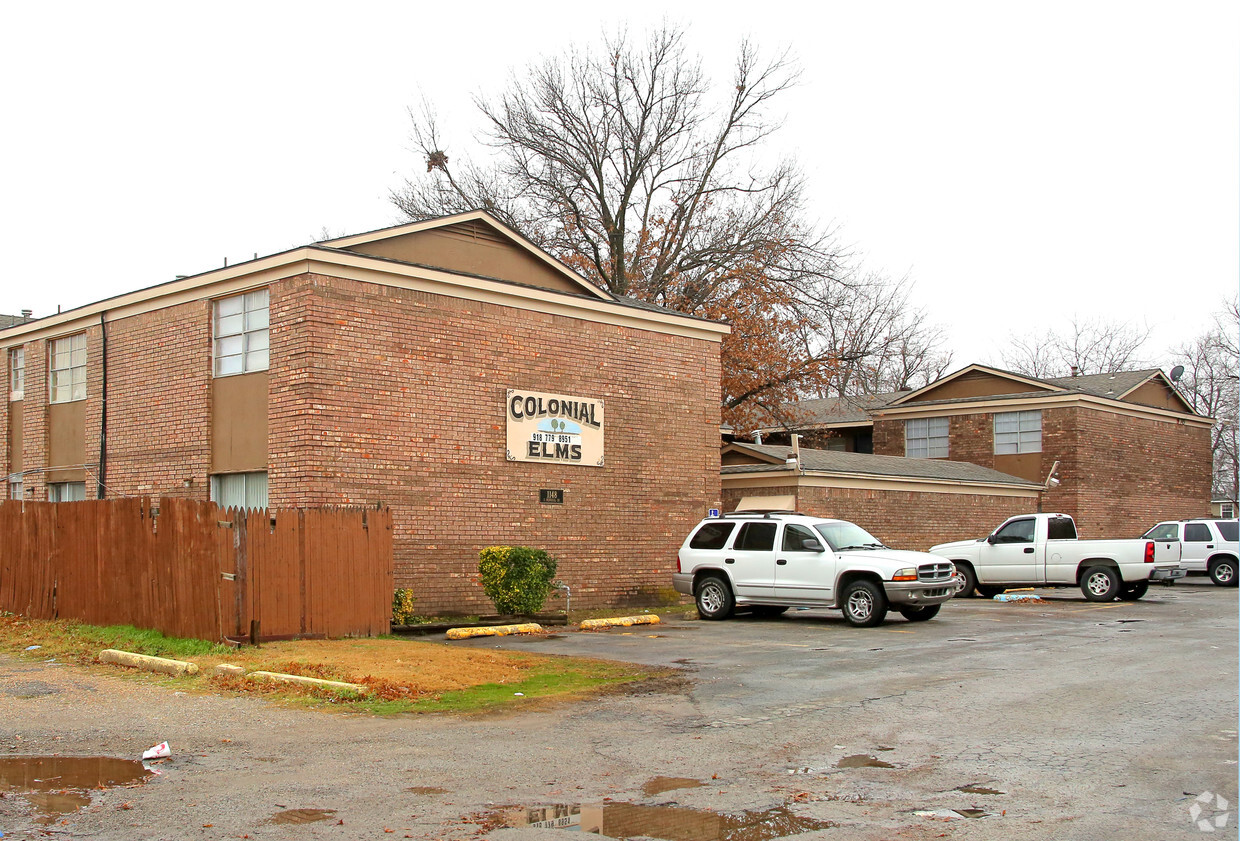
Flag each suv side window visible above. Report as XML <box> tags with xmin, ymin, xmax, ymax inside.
<box><xmin>1214</xmin><ymin>521</ymin><xmax>1238</xmax><ymax>542</ymax></box>
<box><xmin>689</xmin><ymin>522</ymin><xmax>737</xmax><ymax>550</ymax></box>
<box><xmin>782</xmin><ymin>523</ymin><xmax>819</xmax><ymax>552</ymax></box>
<box><xmin>994</xmin><ymin>518</ymin><xmax>1035</xmax><ymax>544</ymax></box>
<box><xmin>1143</xmin><ymin>523</ymin><xmax>1179</xmax><ymax>541</ymax></box>
<box><xmin>734</xmin><ymin>522</ymin><xmax>777</xmax><ymax>551</ymax></box>
<box><xmin>1184</xmin><ymin>523</ymin><xmax>1213</xmax><ymax>543</ymax></box>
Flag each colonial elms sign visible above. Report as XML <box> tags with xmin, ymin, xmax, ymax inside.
<box><xmin>506</xmin><ymin>389</ymin><xmax>605</xmax><ymax>466</ymax></box>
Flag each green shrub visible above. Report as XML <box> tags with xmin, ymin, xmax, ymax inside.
<box><xmin>478</xmin><ymin>546</ymin><xmax>558</xmax><ymax>615</ymax></box>
<box><xmin>391</xmin><ymin>588</ymin><xmax>418</xmax><ymax>625</ymax></box>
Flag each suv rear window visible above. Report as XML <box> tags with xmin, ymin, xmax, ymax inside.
<box><xmin>734</xmin><ymin>522</ymin><xmax>777</xmax><ymax>551</ymax></box>
<box><xmin>1215</xmin><ymin>521</ymin><xmax>1238</xmax><ymax>541</ymax></box>
<box><xmin>689</xmin><ymin>522</ymin><xmax>736</xmax><ymax>550</ymax></box>
<box><xmin>1185</xmin><ymin>523</ymin><xmax>1212</xmax><ymax>542</ymax></box>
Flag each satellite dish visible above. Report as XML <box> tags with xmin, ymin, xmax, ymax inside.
<box><xmin>1169</xmin><ymin>365</ymin><xmax>1185</xmax><ymax>382</ymax></box>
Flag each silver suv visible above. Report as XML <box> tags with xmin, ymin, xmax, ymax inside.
<box><xmin>672</xmin><ymin>512</ymin><xmax>957</xmax><ymax>627</ymax></box>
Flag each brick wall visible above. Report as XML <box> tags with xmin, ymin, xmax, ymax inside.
<box><xmin>721</xmin><ymin>483</ymin><xmax>1035</xmax><ymax>551</ymax></box>
<box><xmin>267</xmin><ymin>274</ymin><xmax>723</xmax><ymax>613</ymax></box>
<box><xmin>20</xmin><ymin>340</ymin><xmax>47</xmax><ymax>500</ymax></box>
<box><xmin>873</xmin><ymin>404</ymin><xmax>1211</xmax><ymax>538</ymax></box>
<box><xmin>102</xmin><ymin>304</ymin><xmax>212</xmax><ymax>499</ymax></box>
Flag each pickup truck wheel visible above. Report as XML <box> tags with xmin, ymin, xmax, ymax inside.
<box><xmin>1118</xmin><ymin>581</ymin><xmax>1149</xmax><ymax>601</ymax></box>
<box><xmin>841</xmin><ymin>580</ymin><xmax>888</xmax><ymax>627</ymax></box>
<box><xmin>898</xmin><ymin>604</ymin><xmax>941</xmax><ymax>622</ymax></box>
<box><xmin>976</xmin><ymin>585</ymin><xmax>1004</xmax><ymax>599</ymax></box>
<box><xmin>954</xmin><ymin>563</ymin><xmax>978</xmax><ymax>598</ymax></box>
<box><xmin>695</xmin><ymin>575</ymin><xmax>735</xmax><ymax>620</ymax></box>
<box><xmin>1081</xmin><ymin>566</ymin><xmax>1121</xmax><ymax>601</ymax></box>
<box><xmin>1209</xmin><ymin>558</ymin><xmax>1237</xmax><ymax>587</ymax></box>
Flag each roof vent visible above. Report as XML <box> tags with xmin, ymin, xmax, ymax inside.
<box><xmin>753</xmin><ymin>431</ymin><xmax>763</xmax><ymax>445</ymax></box>
<box><xmin>1070</xmin><ymin>365</ymin><xmax>1080</xmax><ymax>377</ymax></box>
<box><xmin>20</xmin><ymin>309</ymin><xmax>31</xmax><ymax>318</ymax></box>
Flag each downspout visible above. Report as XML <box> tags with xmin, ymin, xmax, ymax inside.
<box><xmin>96</xmin><ymin>312</ymin><xmax>108</xmax><ymax>499</ymax></box>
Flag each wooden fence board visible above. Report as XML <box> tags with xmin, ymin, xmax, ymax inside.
<box><xmin>0</xmin><ymin>498</ymin><xmax>391</xmax><ymax>641</ymax></box>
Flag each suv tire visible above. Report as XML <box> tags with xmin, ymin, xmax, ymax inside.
<box><xmin>898</xmin><ymin>604</ymin><xmax>940</xmax><ymax>622</ymax></box>
<box><xmin>1209</xmin><ymin>557</ymin><xmax>1237</xmax><ymax>587</ymax></box>
<box><xmin>840</xmin><ymin>580</ymin><xmax>888</xmax><ymax>627</ymax></box>
<box><xmin>695</xmin><ymin>574</ymin><xmax>735</xmax><ymax>620</ymax></box>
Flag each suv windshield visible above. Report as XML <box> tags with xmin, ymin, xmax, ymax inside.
<box><xmin>814</xmin><ymin>521</ymin><xmax>885</xmax><ymax>551</ymax></box>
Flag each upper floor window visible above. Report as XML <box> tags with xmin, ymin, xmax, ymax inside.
<box><xmin>213</xmin><ymin>289</ymin><xmax>269</xmax><ymax>376</ymax></box>
<box><xmin>1220</xmin><ymin>502</ymin><xmax>1236</xmax><ymax>519</ymax></box>
<box><xmin>9</xmin><ymin>348</ymin><xmax>23</xmax><ymax>400</ymax></box>
<box><xmin>905</xmin><ymin>417</ymin><xmax>949</xmax><ymax>458</ymax></box>
<box><xmin>994</xmin><ymin>410</ymin><xmax>1041</xmax><ymax>454</ymax></box>
<box><xmin>49</xmin><ymin>334</ymin><xmax>86</xmax><ymax>403</ymax></box>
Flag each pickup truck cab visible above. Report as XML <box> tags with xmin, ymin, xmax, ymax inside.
<box><xmin>672</xmin><ymin>512</ymin><xmax>957</xmax><ymax>627</ymax></box>
<box><xmin>1141</xmin><ymin>519</ymin><xmax>1239</xmax><ymax>586</ymax></box>
<box><xmin>929</xmin><ymin>513</ymin><xmax>1184</xmax><ymax>601</ymax></box>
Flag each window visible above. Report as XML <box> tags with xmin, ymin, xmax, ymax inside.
<box><xmin>1220</xmin><ymin>503</ymin><xmax>1236</xmax><ymax>519</ymax></box>
<box><xmin>1184</xmin><ymin>523</ymin><xmax>1212</xmax><ymax>543</ymax></box>
<box><xmin>1143</xmin><ymin>523</ymin><xmax>1179</xmax><ymax>541</ymax></box>
<box><xmin>48</xmin><ymin>481</ymin><xmax>86</xmax><ymax>502</ymax></box>
<box><xmin>210</xmin><ymin>472</ymin><xmax>268</xmax><ymax>510</ymax></box>
<box><xmin>825</xmin><ymin>437</ymin><xmax>847</xmax><ymax>452</ymax></box>
<box><xmin>689</xmin><ymin>522</ymin><xmax>736</xmax><ymax>550</ymax></box>
<box><xmin>782</xmin><ymin>523</ymin><xmax>820</xmax><ymax>552</ymax></box>
<box><xmin>733</xmin><ymin>522</ymin><xmax>776</xmax><ymax>551</ymax></box>
<box><xmin>905</xmin><ymin>417</ymin><xmax>949</xmax><ymax>458</ymax></box>
<box><xmin>813</xmin><ymin>520</ymin><xmax>883</xmax><ymax>552</ymax></box>
<box><xmin>9</xmin><ymin>348</ymin><xmax>23</xmax><ymax>400</ymax></box>
<box><xmin>8</xmin><ymin>476</ymin><xmax>21</xmax><ymax>500</ymax></box>
<box><xmin>1047</xmin><ymin>516</ymin><xmax>1077</xmax><ymax>541</ymax></box>
<box><xmin>993</xmin><ymin>518</ymin><xmax>1035</xmax><ymax>544</ymax></box>
<box><xmin>994</xmin><ymin>410</ymin><xmax>1042</xmax><ymax>454</ymax></box>
<box><xmin>1216</xmin><ymin>521</ymin><xmax>1238</xmax><ymax>541</ymax></box>
<box><xmin>49</xmin><ymin>334</ymin><xmax>86</xmax><ymax>403</ymax></box>
<box><xmin>213</xmin><ymin>289</ymin><xmax>269</xmax><ymax>376</ymax></box>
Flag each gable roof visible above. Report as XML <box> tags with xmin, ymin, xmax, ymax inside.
<box><xmin>886</xmin><ymin>363</ymin><xmax>1060</xmax><ymax>406</ymax></box>
<box><xmin>722</xmin><ymin>442</ymin><xmax>1040</xmax><ymax>488</ymax></box>
<box><xmin>318</xmin><ymin>210</ymin><xmax>614</xmax><ymax>302</ymax></box>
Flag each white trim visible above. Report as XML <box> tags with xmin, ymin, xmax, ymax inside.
<box><xmin>874</xmin><ymin>392</ymin><xmax>1213</xmax><ymax>427</ymax></box>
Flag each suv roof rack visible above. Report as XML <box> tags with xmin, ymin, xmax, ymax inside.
<box><xmin>721</xmin><ymin>510</ymin><xmax>805</xmax><ymax>518</ymax></box>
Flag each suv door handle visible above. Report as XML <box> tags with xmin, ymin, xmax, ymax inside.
<box><xmin>1023</xmin><ymin>547</ymin><xmax>1034</xmax><ymax>554</ymax></box>
<box><xmin>776</xmin><ymin>559</ymin><xmax>787</xmax><ymax>565</ymax></box>
<box><xmin>1207</xmin><ymin>544</ymin><xmax>1214</xmax><ymax>549</ymax></box>
<box><xmin>724</xmin><ymin>558</ymin><xmax>735</xmax><ymax>564</ymax></box>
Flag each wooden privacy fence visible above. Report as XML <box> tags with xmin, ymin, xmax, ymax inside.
<box><xmin>0</xmin><ymin>497</ymin><xmax>393</xmax><ymax>642</ymax></box>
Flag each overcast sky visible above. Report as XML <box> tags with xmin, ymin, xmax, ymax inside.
<box><xmin>2</xmin><ymin>1</ymin><xmax>1235</xmax><ymax>368</ymax></box>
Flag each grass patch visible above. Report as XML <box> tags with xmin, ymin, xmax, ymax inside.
<box><xmin>0</xmin><ymin>613</ymin><xmax>662</xmax><ymax>715</ymax></box>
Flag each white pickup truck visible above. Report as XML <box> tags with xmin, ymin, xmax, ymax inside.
<box><xmin>929</xmin><ymin>513</ymin><xmax>1185</xmax><ymax>601</ymax></box>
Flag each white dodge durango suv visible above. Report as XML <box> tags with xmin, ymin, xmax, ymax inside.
<box><xmin>672</xmin><ymin>512</ymin><xmax>957</xmax><ymax>627</ymax></box>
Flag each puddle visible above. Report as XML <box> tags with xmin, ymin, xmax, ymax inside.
<box><xmin>407</xmin><ymin>786</ymin><xmax>448</xmax><ymax>795</ymax></box>
<box><xmin>269</xmin><ymin>808</ymin><xmax>337</xmax><ymax>824</ymax></box>
<box><xmin>955</xmin><ymin>808</ymin><xmax>989</xmax><ymax>818</ymax></box>
<box><xmin>478</xmin><ymin>801</ymin><xmax>834</xmax><ymax>839</ymax></box>
<box><xmin>836</xmin><ymin>754</ymin><xmax>893</xmax><ymax>769</ymax></box>
<box><xmin>528</xmin><ymin>634</ymin><xmax>566</xmax><ymax>641</ymax></box>
<box><xmin>0</xmin><ymin>756</ymin><xmax>153</xmax><ymax>824</ymax></box>
<box><xmin>956</xmin><ymin>785</ymin><xmax>1004</xmax><ymax>795</ymax></box>
<box><xmin>641</xmin><ymin>776</ymin><xmax>703</xmax><ymax>796</ymax></box>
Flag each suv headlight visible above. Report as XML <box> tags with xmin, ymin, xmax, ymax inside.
<box><xmin>891</xmin><ymin>568</ymin><xmax>918</xmax><ymax>582</ymax></box>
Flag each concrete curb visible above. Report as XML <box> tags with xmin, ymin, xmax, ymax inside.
<box><xmin>98</xmin><ymin>649</ymin><xmax>199</xmax><ymax>676</ymax></box>
<box><xmin>446</xmin><ymin>623</ymin><xmax>542</xmax><ymax>640</ymax></box>
<box><xmin>579</xmin><ymin>615</ymin><xmax>660</xmax><ymax>630</ymax></box>
<box><xmin>248</xmin><ymin>671</ymin><xmax>367</xmax><ymax>694</ymax></box>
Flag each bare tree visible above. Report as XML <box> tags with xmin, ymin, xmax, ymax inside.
<box><xmin>391</xmin><ymin>27</ymin><xmax>847</xmax><ymax>428</ymax></box>
<box><xmin>1173</xmin><ymin>299</ymin><xmax>1239</xmax><ymax>503</ymax></box>
<box><xmin>1000</xmin><ymin>316</ymin><xmax>1153</xmax><ymax>378</ymax></box>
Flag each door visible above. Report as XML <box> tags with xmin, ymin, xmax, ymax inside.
<box><xmin>772</xmin><ymin>523</ymin><xmax>836</xmax><ymax>605</ymax></box>
<box><xmin>979</xmin><ymin>517</ymin><xmax>1041</xmax><ymax>583</ymax></box>
<box><xmin>725</xmin><ymin>522</ymin><xmax>778</xmax><ymax>599</ymax></box>
<box><xmin>1181</xmin><ymin>522</ymin><xmax>1214</xmax><ymax>572</ymax></box>
<box><xmin>1142</xmin><ymin>522</ymin><xmax>1182</xmax><ymax>565</ymax></box>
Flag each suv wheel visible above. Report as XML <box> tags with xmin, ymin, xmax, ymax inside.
<box><xmin>840</xmin><ymin>580</ymin><xmax>888</xmax><ymax>627</ymax></box>
<box><xmin>1209</xmin><ymin>557</ymin><xmax>1237</xmax><ymax>587</ymax></box>
<box><xmin>695</xmin><ymin>575</ymin><xmax>735</xmax><ymax>620</ymax></box>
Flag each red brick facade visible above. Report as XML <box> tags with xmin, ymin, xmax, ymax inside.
<box><xmin>721</xmin><ymin>483</ymin><xmax>1034</xmax><ymax>551</ymax></box>
<box><xmin>873</xmin><ymin>404</ymin><xmax>1211</xmax><ymax>539</ymax></box>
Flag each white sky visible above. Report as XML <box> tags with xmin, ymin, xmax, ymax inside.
<box><xmin>2</xmin><ymin>1</ymin><xmax>1235</xmax><ymax>368</ymax></box>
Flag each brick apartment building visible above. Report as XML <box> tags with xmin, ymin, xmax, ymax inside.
<box><xmin>1</xmin><ymin>211</ymin><xmax>728</xmax><ymax>613</ymax></box>
<box><xmin>752</xmin><ymin>364</ymin><xmax>1212</xmax><ymax>541</ymax></box>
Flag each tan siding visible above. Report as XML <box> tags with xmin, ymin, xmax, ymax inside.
<box><xmin>906</xmin><ymin>370</ymin><xmax>1055</xmax><ymax>402</ymax></box>
<box><xmin>211</xmin><ymin>372</ymin><xmax>269</xmax><ymax>472</ymax></box>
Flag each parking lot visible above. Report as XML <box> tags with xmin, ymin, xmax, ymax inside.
<box><xmin>0</xmin><ymin>579</ymin><xmax>1235</xmax><ymax>840</ymax></box>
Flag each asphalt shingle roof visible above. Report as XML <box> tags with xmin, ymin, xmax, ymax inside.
<box><xmin>724</xmin><ymin>442</ymin><xmax>1040</xmax><ymax>487</ymax></box>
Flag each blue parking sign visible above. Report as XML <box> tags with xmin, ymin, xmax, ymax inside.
<box><xmin>708</xmin><ymin>508</ymin><xmax>720</xmax><ymax>518</ymax></box>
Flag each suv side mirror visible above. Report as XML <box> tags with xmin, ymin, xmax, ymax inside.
<box><xmin>802</xmin><ymin>538</ymin><xmax>825</xmax><ymax>553</ymax></box>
